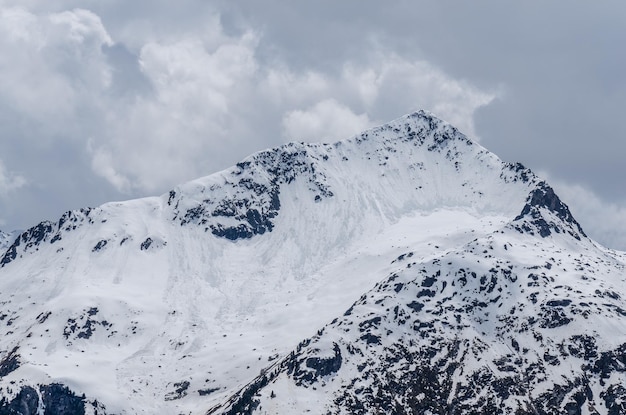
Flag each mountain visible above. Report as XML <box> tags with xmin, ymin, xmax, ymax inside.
<box><xmin>0</xmin><ymin>111</ymin><xmax>624</xmax><ymax>414</ymax></box>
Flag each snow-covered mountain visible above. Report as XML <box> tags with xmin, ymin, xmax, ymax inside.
<box><xmin>0</xmin><ymin>111</ymin><xmax>624</xmax><ymax>414</ymax></box>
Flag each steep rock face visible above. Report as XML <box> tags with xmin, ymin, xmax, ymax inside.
<box><xmin>513</xmin><ymin>181</ymin><xmax>586</xmax><ymax>240</ymax></box>
<box><xmin>0</xmin><ymin>111</ymin><xmax>622</xmax><ymax>414</ymax></box>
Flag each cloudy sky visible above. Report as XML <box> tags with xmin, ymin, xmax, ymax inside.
<box><xmin>0</xmin><ymin>1</ymin><xmax>625</xmax><ymax>249</ymax></box>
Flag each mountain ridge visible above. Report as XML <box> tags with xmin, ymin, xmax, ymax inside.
<box><xmin>1</xmin><ymin>110</ymin><xmax>584</xmax><ymax>267</ymax></box>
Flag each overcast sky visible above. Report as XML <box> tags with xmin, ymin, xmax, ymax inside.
<box><xmin>0</xmin><ymin>1</ymin><xmax>625</xmax><ymax>249</ymax></box>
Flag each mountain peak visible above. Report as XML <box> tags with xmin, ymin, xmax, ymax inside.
<box><xmin>346</xmin><ymin>109</ymin><xmax>472</xmax><ymax>149</ymax></box>
<box><xmin>513</xmin><ymin>180</ymin><xmax>587</xmax><ymax>240</ymax></box>
<box><xmin>1</xmin><ymin>111</ymin><xmax>588</xmax><ymax>267</ymax></box>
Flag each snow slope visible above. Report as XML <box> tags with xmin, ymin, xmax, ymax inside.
<box><xmin>0</xmin><ymin>111</ymin><xmax>623</xmax><ymax>414</ymax></box>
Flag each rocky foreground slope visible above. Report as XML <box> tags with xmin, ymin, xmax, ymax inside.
<box><xmin>0</xmin><ymin>111</ymin><xmax>624</xmax><ymax>414</ymax></box>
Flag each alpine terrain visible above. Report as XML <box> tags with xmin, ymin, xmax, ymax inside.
<box><xmin>0</xmin><ymin>111</ymin><xmax>624</xmax><ymax>414</ymax></box>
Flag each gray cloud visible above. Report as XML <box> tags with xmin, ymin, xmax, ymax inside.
<box><xmin>0</xmin><ymin>1</ymin><xmax>624</xmax><ymax>250</ymax></box>
<box><xmin>103</xmin><ymin>43</ymin><xmax>153</xmax><ymax>99</ymax></box>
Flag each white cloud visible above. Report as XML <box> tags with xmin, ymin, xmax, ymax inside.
<box><xmin>139</xmin><ymin>33</ymin><xmax>258</xmax><ymax>110</ymax></box>
<box><xmin>0</xmin><ymin>4</ymin><xmax>500</xmax><ymax>228</ymax></box>
<box><xmin>277</xmin><ymin>54</ymin><xmax>496</xmax><ymax>144</ymax></box>
<box><xmin>282</xmin><ymin>99</ymin><xmax>373</xmax><ymax>142</ymax></box>
<box><xmin>86</xmin><ymin>139</ymin><xmax>131</xmax><ymax>193</ymax></box>
<box><xmin>0</xmin><ymin>159</ymin><xmax>26</xmax><ymax>197</ymax></box>
<box><xmin>49</xmin><ymin>8</ymin><xmax>112</xmax><ymax>47</ymax></box>
<box><xmin>343</xmin><ymin>54</ymin><xmax>497</xmax><ymax>139</ymax></box>
<box><xmin>342</xmin><ymin>64</ymin><xmax>380</xmax><ymax>108</ymax></box>
<box><xmin>86</xmin><ymin>28</ymin><xmax>262</xmax><ymax>193</ymax></box>
<box><xmin>261</xmin><ymin>67</ymin><xmax>330</xmax><ymax>107</ymax></box>
<box><xmin>0</xmin><ymin>7</ymin><xmax>112</xmax><ymax>131</ymax></box>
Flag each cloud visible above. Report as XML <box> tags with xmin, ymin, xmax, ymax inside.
<box><xmin>273</xmin><ymin>55</ymin><xmax>497</xmax><ymax>143</ymax></box>
<box><xmin>339</xmin><ymin>55</ymin><xmax>497</xmax><ymax>139</ymax></box>
<box><xmin>86</xmin><ymin>139</ymin><xmax>131</xmax><ymax>193</ymax></box>
<box><xmin>261</xmin><ymin>67</ymin><xmax>330</xmax><ymax>107</ymax></box>
<box><xmin>0</xmin><ymin>159</ymin><xmax>26</xmax><ymax>197</ymax></box>
<box><xmin>86</xmin><ymin>27</ymin><xmax>261</xmax><ymax>193</ymax></box>
<box><xmin>0</xmin><ymin>6</ymin><xmax>264</xmax><ymax>195</ymax></box>
<box><xmin>0</xmin><ymin>3</ymin><xmax>501</xmax><ymax>230</ymax></box>
<box><xmin>282</xmin><ymin>99</ymin><xmax>373</xmax><ymax>142</ymax></box>
<box><xmin>0</xmin><ymin>7</ymin><xmax>112</xmax><ymax>137</ymax></box>
<box><xmin>80</xmin><ymin>15</ymin><xmax>496</xmax><ymax>193</ymax></box>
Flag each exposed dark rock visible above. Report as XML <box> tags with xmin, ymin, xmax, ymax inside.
<box><xmin>587</xmin><ymin>343</ymin><xmax>626</xmax><ymax>381</ymax></box>
<box><xmin>601</xmin><ymin>384</ymin><xmax>626</xmax><ymax>415</ymax></box>
<box><xmin>168</xmin><ymin>190</ymin><xmax>176</xmax><ymax>205</ymax></box>
<box><xmin>514</xmin><ymin>182</ymin><xmax>586</xmax><ymax>240</ymax></box>
<box><xmin>0</xmin><ymin>347</ymin><xmax>20</xmax><ymax>378</ymax></box>
<box><xmin>175</xmin><ymin>142</ymin><xmax>341</xmax><ymax>241</ymax></box>
<box><xmin>539</xmin><ymin>306</ymin><xmax>572</xmax><ymax>328</ymax></box>
<box><xmin>358</xmin><ymin>317</ymin><xmax>382</xmax><ymax>331</ymax></box>
<box><xmin>0</xmin><ymin>386</ymin><xmax>39</xmax><ymax>415</ymax></box>
<box><xmin>40</xmin><ymin>384</ymin><xmax>86</xmax><ymax>415</ymax></box>
<box><xmin>211</xmin><ymin>374</ymin><xmax>270</xmax><ymax>415</ymax></box>
<box><xmin>360</xmin><ymin>333</ymin><xmax>382</xmax><ymax>345</ymax></box>
<box><xmin>287</xmin><ymin>343</ymin><xmax>343</xmax><ymax>386</ymax></box>
<box><xmin>546</xmin><ymin>299</ymin><xmax>572</xmax><ymax>307</ymax></box>
<box><xmin>305</xmin><ymin>344</ymin><xmax>343</xmax><ymax>377</ymax></box>
<box><xmin>92</xmin><ymin>240</ymin><xmax>108</xmax><ymax>252</ymax></box>
<box><xmin>1</xmin><ymin>222</ymin><xmax>53</xmax><ymax>267</ymax></box>
<box><xmin>421</xmin><ymin>275</ymin><xmax>437</xmax><ymax>287</ymax></box>
<box><xmin>1</xmin><ymin>208</ymin><xmax>93</xmax><ymax>267</ymax></box>
<box><xmin>0</xmin><ymin>384</ymin><xmax>87</xmax><ymax>415</ymax></box>
<box><xmin>210</xmin><ymin>224</ymin><xmax>254</xmax><ymax>241</ymax></box>
<box><xmin>165</xmin><ymin>381</ymin><xmax>190</xmax><ymax>401</ymax></box>
<box><xmin>36</xmin><ymin>311</ymin><xmax>51</xmax><ymax>324</ymax></box>
<box><xmin>63</xmin><ymin>308</ymin><xmax>112</xmax><ymax>341</ymax></box>
<box><xmin>406</xmin><ymin>301</ymin><xmax>424</xmax><ymax>313</ymax></box>
<box><xmin>140</xmin><ymin>238</ymin><xmax>153</xmax><ymax>250</ymax></box>
<box><xmin>198</xmin><ymin>387</ymin><xmax>220</xmax><ymax>397</ymax></box>
<box><xmin>502</xmin><ymin>162</ymin><xmax>533</xmax><ymax>183</ymax></box>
